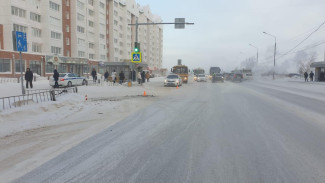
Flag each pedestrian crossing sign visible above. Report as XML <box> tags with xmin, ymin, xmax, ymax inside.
<box><xmin>131</xmin><ymin>52</ymin><xmax>141</xmax><ymax>63</ymax></box>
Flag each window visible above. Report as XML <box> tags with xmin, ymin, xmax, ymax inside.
<box><xmin>65</xmin><ymin>0</ymin><xmax>69</xmax><ymax>6</ymax></box>
<box><xmin>114</xmin><ymin>48</ymin><xmax>118</xmax><ymax>52</ymax></box>
<box><xmin>13</xmin><ymin>24</ymin><xmax>27</xmax><ymax>33</ymax></box>
<box><xmin>66</xmin><ymin>50</ymin><xmax>70</xmax><ymax>57</ymax></box>
<box><xmin>66</xmin><ymin>12</ymin><xmax>69</xmax><ymax>19</ymax></box>
<box><xmin>77</xmin><ymin>0</ymin><xmax>84</xmax><ymax>9</ymax></box>
<box><xmin>46</xmin><ymin>62</ymin><xmax>54</xmax><ymax>73</ymax></box>
<box><xmin>58</xmin><ymin>64</ymin><xmax>67</xmax><ymax>73</ymax></box>
<box><xmin>89</xmin><ymin>21</ymin><xmax>94</xmax><ymax>27</ymax></box>
<box><xmin>89</xmin><ymin>9</ymin><xmax>94</xmax><ymax>16</ymax></box>
<box><xmin>0</xmin><ymin>59</ymin><xmax>11</xmax><ymax>73</ymax></box>
<box><xmin>30</xmin><ymin>12</ymin><xmax>41</xmax><ymax>22</ymax></box>
<box><xmin>89</xmin><ymin>42</ymin><xmax>95</xmax><ymax>49</ymax></box>
<box><xmin>114</xmin><ymin>1</ymin><xmax>118</xmax><ymax>7</ymax></box>
<box><xmin>49</xmin><ymin>1</ymin><xmax>60</xmax><ymax>12</ymax></box>
<box><xmin>88</xmin><ymin>31</ymin><xmax>95</xmax><ymax>37</ymax></box>
<box><xmin>100</xmin><ymin>2</ymin><xmax>105</xmax><ymax>9</ymax></box>
<box><xmin>88</xmin><ymin>0</ymin><xmax>94</xmax><ymax>6</ymax></box>
<box><xmin>78</xmin><ymin>38</ymin><xmax>85</xmax><ymax>45</ymax></box>
<box><xmin>100</xmin><ymin>44</ymin><xmax>105</xmax><ymax>49</ymax></box>
<box><xmin>119</xmin><ymin>17</ymin><xmax>123</xmax><ymax>22</ymax></box>
<box><xmin>100</xmin><ymin>34</ymin><xmax>105</xmax><ymax>39</ymax></box>
<box><xmin>89</xmin><ymin>54</ymin><xmax>95</xmax><ymax>59</ymax></box>
<box><xmin>77</xmin><ymin>26</ymin><xmax>85</xmax><ymax>33</ymax></box>
<box><xmin>51</xmin><ymin>46</ymin><xmax>61</xmax><ymax>54</ymax></box>
<box><xmin>32</xmin><ymin>28</ymin><xmax>41</xmax><ymax>37</ymax></box>
<box><xmin>114</xmin><ymin>10</ymin><xmax>118</xmax><ymax>16</ymax></box>
<box><xmin>66</xmin><ymin>38</ymin><xmax>70</xmax><ymax>45</ymax></box>
<box><xmin>119</xmin><ymin>33</ymin><xmax>123</xmax><ymax>38</ymax></box>
<box><xmin>100</xmin><ymin>55</ymin><xmax>105</xmax><ymax>60</ymax></box>
<box><xmin>15</xmin><ymin>60</ymin><xmax>25</xmax><ymax>72</ymax></box>
<box><xmin>114</xmin><ymin>38</ymin><xmax>118</xmax><ymax>43</ymax></box>
<box><xmin>66</xmin><ymin>25</ymin><xmax>70</xmax><ymax>32</ymax></box>
<box><xmin>51</xmin><ymin>31</ymin><xmax>61</xmax><ymax>39</ymax></box>
<box><xmin>29</xmin><ymin>61</ymin><xmax>41</xmax><ymax>75</ymax></box>
<box><xmin>32</xmin><ymin>43</ymin><xmax>42</xmax><ymax>53</ymax></box>
<box><xmin>11</xmin><ymin>6</ymin><xmax>26</xmax><ymax>18</ymax></box>
<box><xmin>78</xmin><ymin>51</ymin><xmax>85</xmax><ymax>57</ymax></box>
<box><xmin>114</xmin><ymin>20</ymin><xmax>118</xmax><ymax>25</ymax></box>
<box><xmin>77</xmin><ymin>13</ymin><xmax>84</xmax><ymax>21</ymax></box>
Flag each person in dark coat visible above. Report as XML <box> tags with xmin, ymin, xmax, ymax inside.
<box><xmin>91</xmin><ymin>68</ymin><xmax>97</xmax><ymax>83</ymax></box>
<box><xmin>104</xmin><ymin>70</ymin><xmax>109</xmax><ymax>82</ymax></box>
<box><xmin>25</xmin><ymin>68</ymin><xmax>33</xmax><ymax>88</ymax></box>
<box><xmin>304</xmin><ymin>72</ymin><xmax>308</xmax><ymax>82</ymax></box>
<box><xmin>141</xmin><ymin>71</ymin><xmax>145</xmax><ymax>83</ymax></box>
<box><xmin>309</xmin><ymin>71</ymin><xmax>314</xmax><ymax>82</ymax></box>
<box><xmin>119</xmin><ymin>71</ymin><xmax>125</xmax><ymax>84</ymax></box>
<box><xmin>53</xmin><ymin>69</ymin><xmax>59</xmax><ymax>88</ymax></box>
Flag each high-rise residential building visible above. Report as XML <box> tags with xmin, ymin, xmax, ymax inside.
<box><xmin>0</xmin><ymin>0</ymin><xmax>163</xmax><ymax>78</ymax></box>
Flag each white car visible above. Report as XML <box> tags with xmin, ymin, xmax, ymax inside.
<box><xmin>50</xmin><ymin>73</ymin><xmax>87</xmax><ymax>87</ymax></box>
<box><xmin>164</xmin><ymin>74</ymin><xmax>182</xmax><ymax>87</ymax></box>
<box><xmin>197</xmin><ymin>74</ymin><xmax>207</xmax><ymax>82</ymax></box>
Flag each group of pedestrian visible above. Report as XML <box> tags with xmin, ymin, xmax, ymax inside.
<box><xmin>304</xmin><ymin>71</ymin><xmax>314</xmax><ymax>82</ymax></box>
<box><xmin>137</xmin><ymin>71</ymin><xmax>150</xmax><ymax>84</ymax></box>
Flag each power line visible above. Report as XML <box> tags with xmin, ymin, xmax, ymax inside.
<box><xmin>276</xmin><ymin>19</ymin><xmax>325</xmax><ymax>59</ymax></box>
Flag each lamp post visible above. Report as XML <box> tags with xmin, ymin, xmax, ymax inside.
<box><xmin>249</xmin><ymin>43</ymin><xmax>258</xmax><ymax>65</ymax></box>
<box><xmin>263</xmin><ymin>32</ymin><xmax>276</xmax><ymax>80</ymax></box>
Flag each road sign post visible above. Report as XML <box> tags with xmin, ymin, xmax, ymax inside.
<box><xmin>14</xmin><ymin>31</ymin><xmax>27</xmax><ymax>95</ymax></box>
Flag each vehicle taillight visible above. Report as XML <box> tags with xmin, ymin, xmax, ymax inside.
<box><xmin>60</xmin><ymin>78</ymin><xmax>64</xmax><ymax>81</ymax></box>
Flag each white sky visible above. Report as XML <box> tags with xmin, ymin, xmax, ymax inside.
<box><xmin>136</xmin><ymin>0</ymin><xmax>325</xmax><ymax>72</ymax></box>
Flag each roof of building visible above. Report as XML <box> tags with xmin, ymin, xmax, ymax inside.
<box><xmin>311</xmin><ymin>61</ymin><xmax>325</xmax><ymax>68</ymax></box>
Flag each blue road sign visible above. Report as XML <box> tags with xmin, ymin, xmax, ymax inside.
<box><xmin>131</xmin><ymin>52</ymin><xmax>141</xmax><ymax>63</ymax></box>
<box><xmin>15</xmin><ymin>31</ymin><xmax>27</xmax><ymax>52</ymax></box>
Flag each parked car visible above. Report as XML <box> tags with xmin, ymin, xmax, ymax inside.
<box><xmin>212</xmin><ymin>73</ymin><xmax>224</xmax><ymax>83</ymax></box>
<box><xmin>197</xmin><ymin>74</ymin><xmax>207</xmax><ymax>82</ymax></box>
<box><xmin>164</xmin><ymin>74</ymin><xmax>182</xmax><ymax>87</ymax></box>
<box><xmin>49</xmin><ymin>73</ymin><xmax>87</xmax><ymax>87</ymax></box>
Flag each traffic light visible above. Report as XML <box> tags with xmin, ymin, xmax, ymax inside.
<box><xmin>134</xmin><ymin>42</ymin><xmax>140</xmax><ymax>52</ymax></box>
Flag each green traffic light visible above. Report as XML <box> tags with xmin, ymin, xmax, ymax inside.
<box><xmin>134</xmin><ymin>48</ymin><xmax>139</xmax><ymax>52</ymax></box>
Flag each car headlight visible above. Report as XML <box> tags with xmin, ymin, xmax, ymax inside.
<box><xmin>164</xmin><ymin>80</ymin><xmax>167</xmax><ymax>83</ymax></box>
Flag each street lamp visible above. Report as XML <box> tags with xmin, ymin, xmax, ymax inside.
<box><xmin>249</xmin><ymin>43</ymin><xmax>258</xmax><ymax>65</ymax></box>
<box><xmin>263</xmin><ymin>31</ymin><xmax>276</xmax><ymax>80</ymax></box>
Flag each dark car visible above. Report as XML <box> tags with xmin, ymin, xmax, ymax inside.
<box><xmin>232</xmin><ymin>73</ymin><xmax>243</xmax><ymax>82</ymax></box>
<box><xmin>212</xmin><ymin>73</ymin><xmax>224</xmax><ymax>83</ymax></box>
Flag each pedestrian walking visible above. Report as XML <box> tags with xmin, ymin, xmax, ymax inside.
<box><xmin>141</xmin><ymin>71</ymin><xmax>145</xmax><ymax>83</ymax></box>
<box><xmin>146</xmin><ymin>72</ymin><xmax>150</xmax><ymax>82</ymax></box>
<box><xmin>53</xmin><ymin>69</ymin><xmax>59</xmax><ymax>88</ymax></box>
<box><xmin>304</xmin><ymin>71</ymin><xmax>308</xmax><ymax>82</ymax></box>
<box><xmin>25</xmin><ymin>68</ymin><xmax>33</xmax><ymax>88</ymax></box>
<box><xmin>309</xmin><ymin>71</ymin><xmax>314</xmax><ymax>82</ymax></box>
<box><xmin>112</xmin><ymin>70</ymin><xmax>117</xmax><ymax>83</ymax></box>
<box><xmin>91</xmin><ymin>68</ymin><xmax>97</xmax><ymax>83</ymax></box>
<box><xmin>104</xmin><ymin>70</ymin><xmax>109</xmax><ymax>82</ymax></box>
<box><xmin>119</xmin><ymin>71</ymin><xmax>125</xmax><ymax>84</ymax></box>
<box><xmin>137</xmin><ymin>71</ymin><xmax>142</xmax><ymax>84</ymax></box>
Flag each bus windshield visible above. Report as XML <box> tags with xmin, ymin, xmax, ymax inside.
<box><xmin>173</xmin><ymin>67</ymin><xmax>188</xmax><ymax>74</ymax></box>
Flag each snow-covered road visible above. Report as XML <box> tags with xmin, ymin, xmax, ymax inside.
<box><xmin>10</xmin><ymin>79</ymin><xmax>325</xmax><ymax>183</ymax></box>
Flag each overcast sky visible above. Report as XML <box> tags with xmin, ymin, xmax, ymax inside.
<box><xmin>136</xmin><ymin>0</ymin><xmax>325</xmax><ymax>72</ymax></box>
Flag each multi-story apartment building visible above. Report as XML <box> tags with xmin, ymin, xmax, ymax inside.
<box><xmin>107</xmin><ymin>0</ymin><xmax>163</xmax><ymax>70</ymax></box>
<box><xmin>0</xmin><ymin>0</ymin><xmax>163</xmax><ymax>78</ymax></box>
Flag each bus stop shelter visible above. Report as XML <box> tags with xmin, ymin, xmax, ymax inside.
<box><xmin>310</xmin><ymin>61</ymin><xmax>325</xmax><ymax>81</ymax></box>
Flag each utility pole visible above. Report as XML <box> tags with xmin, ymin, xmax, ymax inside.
<box><xmin>263</xmin><ymin>32</ymin><xmax>276</xmax><ymax>80</ymax></box>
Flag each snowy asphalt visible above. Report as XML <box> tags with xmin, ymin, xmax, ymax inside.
<box><xmin>13</xmin><ymin>81</ymin><xmax>325</xmax><ymax>183</ymax></box>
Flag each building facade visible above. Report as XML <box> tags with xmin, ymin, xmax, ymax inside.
<box><xmin>0</xmin><ymin>0</ymin><xmax>163</xmax><ymax>78</ymax></box>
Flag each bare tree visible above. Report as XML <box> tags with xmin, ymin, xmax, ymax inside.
<box><xmin>241</xmin><ymin>57</ymin><xmax>257</xmax><ymax>69</ymax></box>
<box><xmin>296</xmin><ymin>51</ymin><xmax>317</xmax><ymax>74</ymax></box>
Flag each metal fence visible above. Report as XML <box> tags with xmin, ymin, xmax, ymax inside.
<box><xmin>0</xmin><ymin>76</ymin><xmax>49</xmax><ymax>84</ymax></box>
<box><xmin>0</xmin><ymin>87</ymin><xmax>77</xmax><ymax>111</ymax></box>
